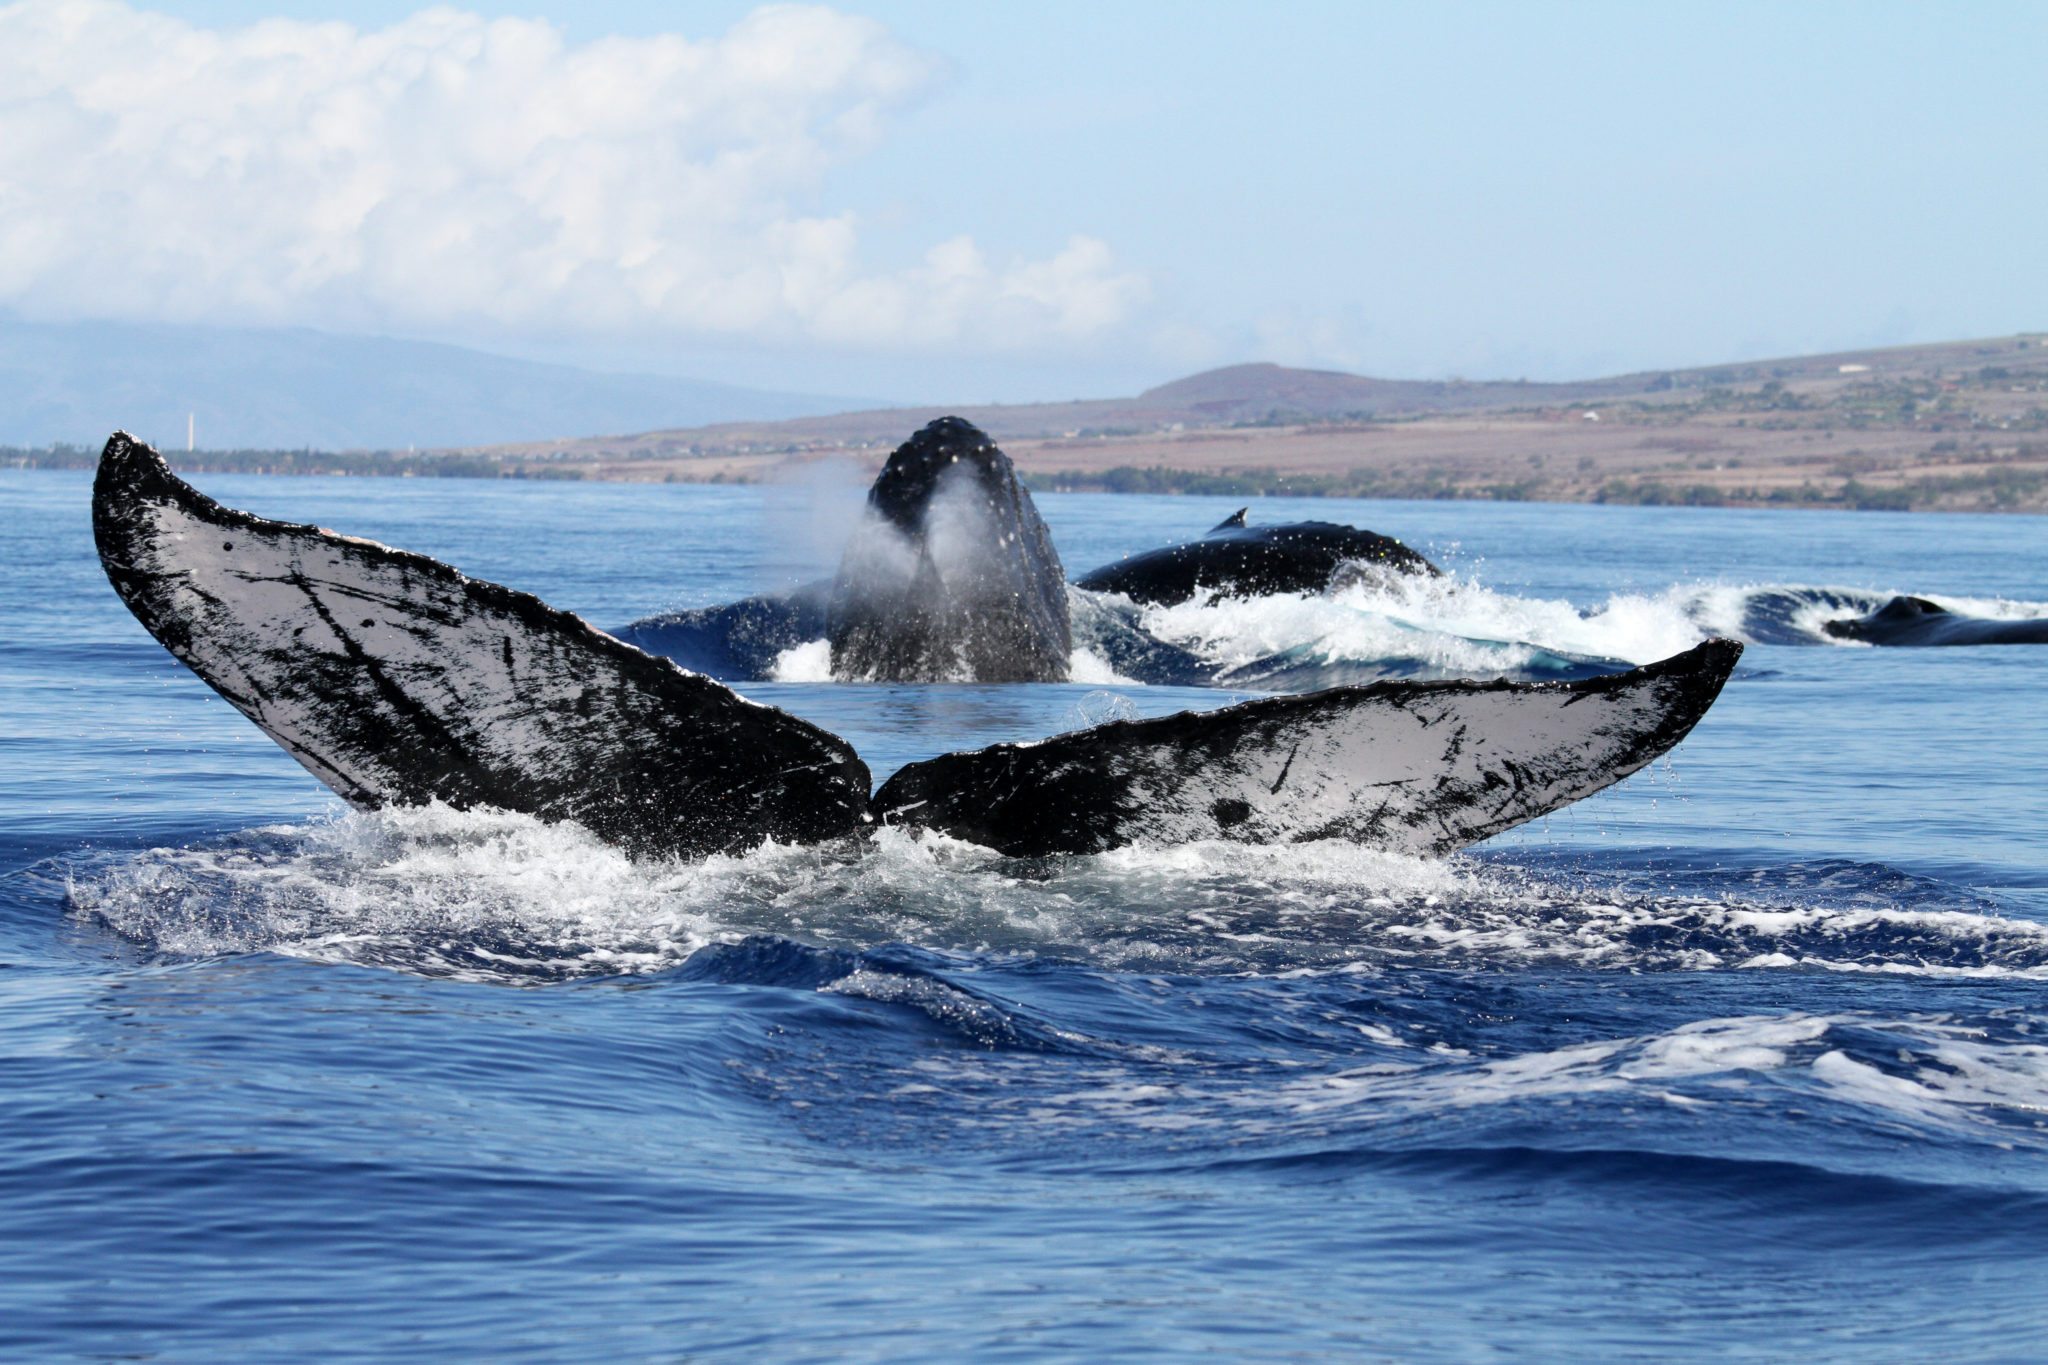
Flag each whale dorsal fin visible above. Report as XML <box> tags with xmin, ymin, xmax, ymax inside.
<box><xmin>1211</xmin><ymin>507</ymin><xmax>1249</xmax><ymax>532</ymax></box>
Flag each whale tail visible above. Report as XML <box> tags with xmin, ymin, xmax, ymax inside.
<box><xmin>94</xmin><ymin>433</ymin><xmax>1741</xmax><ymax>861</ymax></box>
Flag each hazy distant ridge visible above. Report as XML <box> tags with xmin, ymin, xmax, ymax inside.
<box><xmin>0</xmin><ymin>318</ymin><xmax>863</xmax><ymax>450</ymax></box>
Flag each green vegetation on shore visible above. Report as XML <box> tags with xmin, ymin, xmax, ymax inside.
<box><xmin>1591</xmin><ymin>463</ymin><xmax>2048</xmax><ymax>512</ymax></box>
<box><xmin>12</xmin><ymin>442</ymin><xmax>2042</xmax><ymax>512</ymax></box>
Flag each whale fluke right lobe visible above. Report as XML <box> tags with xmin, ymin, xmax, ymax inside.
<box><xmin>874</xmin><ymin>639</ymin><xmax>1741</xmax><ymax>857</ymax></box>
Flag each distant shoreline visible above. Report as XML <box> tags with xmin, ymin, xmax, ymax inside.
<box><xmin>13</xmin><ymin>331</ymin><xmax>2048</xmax><ymax>512</ymax></box>
<box><xmin>10</xmin><ymin>444</ymin><xmax>2044</xmax><ymax>514</ymax></box>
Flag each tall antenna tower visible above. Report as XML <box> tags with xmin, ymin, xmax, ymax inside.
<box><xmin>187</xmin><ymin>412</ymin><xmax>195</xmax><ymax>453</ymax></box>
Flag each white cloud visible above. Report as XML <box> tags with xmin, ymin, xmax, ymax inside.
<box><xmin>1250</xmin><ymin>309</ymin><xmax>1375</xmax><ymax>374</ymax></box>
<box><xmin>0</xmin><ymin>0</ymin><xmax>1147</xmax><ymax>351</ymax></box>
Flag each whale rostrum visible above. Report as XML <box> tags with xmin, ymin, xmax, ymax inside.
<box><xmin>827</xmin><ymin>416</ymin><xmax>1071</xmax><ymax>682</ymax></box>
<box><xmin>94</xmin><ymin>430</ymin><xmax>1741</xmax><ymax>862</ymax></box>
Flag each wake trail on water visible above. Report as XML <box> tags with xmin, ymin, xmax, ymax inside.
<box><xmin>1068</xmin><ymin>570</ymin><xmax>2048</xmax><ymax>686</ymax></box>
<box><xmin>876</xmin><ymin>1007</ymin><xmax>2048</xmax><ymax>1174</ymax></box>
<box><xmin>58</xmin><ymin>804</ymin><xmax>2048</xmax><ymax>986</ymax></box>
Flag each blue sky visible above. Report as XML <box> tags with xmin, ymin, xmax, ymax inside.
<box><xmin>5</xmin><ymin>1</ymin><xmax>2043</xmax><ymax>402</ymax></box>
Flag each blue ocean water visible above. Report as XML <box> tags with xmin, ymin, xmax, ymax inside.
<box><xmin>4</xmin><ymin>467</ymin><xmax>2047</xmax><ymax>1360</ymax></box>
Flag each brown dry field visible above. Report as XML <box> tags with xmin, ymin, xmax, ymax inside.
<box><xmin>493</xmin><ymin>409</ymin><xmax>2048</xmax><ymax>514</ymax></box>
<box><xmin>465</xmin><ymin>334</ymin><xmax>2048</xmax><ymax>512</ymax></box>
<box><xmin>500</xmin><ymin>417</ymin><xmax>1939</xmax><ymax>483</ymax></box>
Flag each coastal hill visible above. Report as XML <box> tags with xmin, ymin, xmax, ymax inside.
<box><xmin>467</xmin><ymin>333</ymin><xmax>2048</xmax><ymax>512</ymax></box>
<box><xmin>10</xmin><ymin>330</ymin><xmax>2044</xmax><ymax>512</ymax></box>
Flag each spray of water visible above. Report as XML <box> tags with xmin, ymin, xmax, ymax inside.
<box><xmin>62</xmin><ymin>804</ymin><xmax>2048</xmax><ymax>986</ymax></box>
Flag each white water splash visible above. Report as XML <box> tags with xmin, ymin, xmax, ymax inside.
<box><xmin>770</xmin><ymin>638</ymin><xmax>834</xmax><ymax>681</ymax></box>
<box><xmin>1119</xmin><ymin>570</ymin><xmax>2048</xmax><ymax>676</ymax></box>
<box><xmin>760</xmin><ymin>566</ymin><xmax>2048</xmax><ymax>687</ymax></box>
<box><xmin>64</xmin><ymin>804</ymin><xmax>2048</xmax><ymax>985</ymax></box>
<box><xmin>774</xmin><ymin>639</ymin><xmax>1131</xmax><ymax>684</ymax></box>
<box><xmin>1066</xmin><ymin>647</ymin><xmax>1137</xmax><ymax>685</ymax></box>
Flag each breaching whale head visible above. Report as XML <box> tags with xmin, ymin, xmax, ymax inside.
<box><xmin>827</xmin><ymin>417</ymin><xmax>1072</xmax><ymax>682</ymax></box>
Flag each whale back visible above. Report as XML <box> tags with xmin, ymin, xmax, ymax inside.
<box><xmin>827</xmin><ymin>417</ymin><xmax>1071</xmax><ymax>681</ymax></box>
<box><xmin>1075</xmin><ymin>515</ymin><xmax>1439</xmax><ymax>606</ymax></box>
<box><xmin>1822</xmin><ymin>595</ymin><xmax>2048</xmax><ymax>646</ymax></box>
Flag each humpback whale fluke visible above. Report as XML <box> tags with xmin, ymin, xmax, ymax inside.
<box><xmin>828</xmin><ymin>416</ymin><xmax>1071</xmax><ymax>682</ymax></box>
<box><xmin>1075</xmin><ymin>511</ymin><xmax>1439</xmax><ymax>606</ymax></box>
<box><xmin>93</xmin><ymin>433</ymin><xmax>1741</xmax><ymax>862</ymax></box>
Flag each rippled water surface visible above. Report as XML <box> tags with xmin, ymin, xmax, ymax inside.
<box><xmin>5</xmin><ymin>469</ymin><xmax>2047</xmax><ymax>1359</ymax></box>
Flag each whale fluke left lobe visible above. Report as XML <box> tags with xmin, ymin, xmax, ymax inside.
<box><xmin>92</xmin><ymin>433</ymin><xmax>872</xmax><ymax>859</ymax></box>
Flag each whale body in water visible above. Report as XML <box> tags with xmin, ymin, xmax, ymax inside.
<box><xmin>91</xmin><ymin>430</ymin><xmax>1741</xmax><ymax>862</ymax></box>
<box><xmin>619</xmin><ymin>417</ymin><xmax>1076</xmax><ymax>683</ymax></box>
<box><xmin>620</xmin><ymin>419</ymin><xmax>1441</xmax><ymax>684</ymax></box>
<box><xmin>1074</xmin><ymin>507</ymin><xmax>1439</xmax><ymax>606</ymax></box>
<box><xmin>1822</xmin><ymin>595</ymin><xmax>2048</xmax><ymax>647</ymax></box>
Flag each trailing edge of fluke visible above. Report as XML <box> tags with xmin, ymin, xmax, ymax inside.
<box><xmin>92</xmin><ymin>430</ymin><xmax>1741</xmax><ymax>861</ymax></box>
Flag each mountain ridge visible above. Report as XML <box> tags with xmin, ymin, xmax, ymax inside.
<box><xmin>0</xmin><ymin>317</ymin><xmax>869</xmax><ymax>449</ymax></box>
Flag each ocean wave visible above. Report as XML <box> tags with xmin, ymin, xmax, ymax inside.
<box><xmin>922</xmin><ymin>1010</ymin><xmax>2048</xmax><ymax>1158</ymax></box>
<box><xmin>62</xmin><ymin>805</ymin><xmax>2048</xmax><ymax>985</ymax></box>
<box><xmin>1075</xmin><ymin>572</ymin><xmax>2048</xmax><ymax>684</ymax></box>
